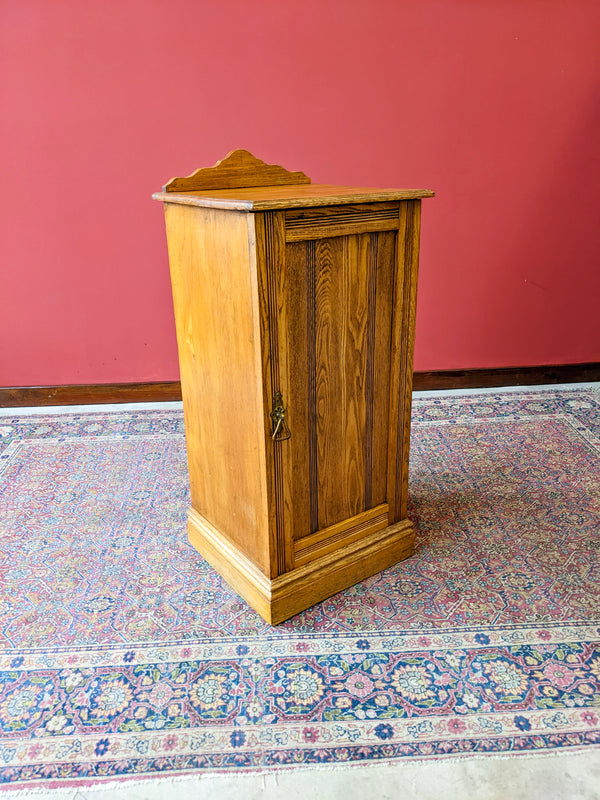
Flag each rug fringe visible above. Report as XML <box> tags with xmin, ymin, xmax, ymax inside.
<box><xmin>3</xmin><ymin>745</ymin><xmax>598</xmax><ymax>797</ymax></box>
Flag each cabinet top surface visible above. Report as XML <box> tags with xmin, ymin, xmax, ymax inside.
<box><xmin>152</xmin><ymin>183</ymin><xmax>435</xmax><ymax>211</ymax></box>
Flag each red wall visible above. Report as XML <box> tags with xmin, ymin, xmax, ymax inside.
<box><xmin>1</xmin><ymin>0</ymin><xmax>599</xmax><ymax>386</ymax></box>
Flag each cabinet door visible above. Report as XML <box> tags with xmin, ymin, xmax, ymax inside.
<box><xmin>256</xmin><ymin>202</ymin><xmax>421</xmax><ymax>576</ymax></box>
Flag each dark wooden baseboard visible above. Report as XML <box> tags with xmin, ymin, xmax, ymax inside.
<box><xmin>0</xmin><ymin>381</ymin><xmax>183</xmax><ymax>408</ymax></box>
<box><xmin>1</xmin><ymin>363</ymin><xmax>599</xmax><ymax>408</ymax></box>
<box><xmin>412</xmin><ymin>363</ymin><xmax>600</xmax><ymax>391</ymax></box>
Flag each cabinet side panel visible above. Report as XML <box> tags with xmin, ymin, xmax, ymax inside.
<box><xmin>164</xmin><ymin>203</ymin><xmax>270</xmax><ymax>574</ymax></box>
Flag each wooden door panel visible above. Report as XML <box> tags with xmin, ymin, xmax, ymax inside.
<box><xmin>315</xmin><ymin>235</ymin><xmax>368</xmax><ymax>528</ymax></box>
<box><xmin>281</xmin><ymin>228</ymin><xmax>397</xmax><ymax>545</ymax></box>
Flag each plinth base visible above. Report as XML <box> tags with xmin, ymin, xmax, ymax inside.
<box><xmin>187</xmin><ymin>507</ymin><xmax>415</xmax><ymax>624</ymax></box>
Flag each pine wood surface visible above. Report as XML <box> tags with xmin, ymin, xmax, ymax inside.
<box><xmin>285</xmin><ymin>202</ymin><xmax>401</xmax><ymax>241</ymax></box>
<box><xmin>163</xmin><ymin>203</ymin><xmax>271</xmax><ymax>575</ymax></box>
<box><xmin>293</xmin><ymin>503</ymin><xmax>389</xmax><ymax>567</ymax></box>
<box><xmin>163</xmin><ymin>148</ymin><xmax>311</xmax><ymax>193</ymax></box>
<box><xmin>152</xmin><ymin>183</ymin><xmax>435</xmax><ymax>211</ymax></box>
<box><xmin>389</xmin><ymin>201</ymin><xmax>422</xmax><ymax>522</ymax></box>
<box><xmin>254</xmin><ymin>211</ymin><xmax>292</xmax><ymax>577</ymax></box>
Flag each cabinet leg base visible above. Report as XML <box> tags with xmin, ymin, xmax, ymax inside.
<box><xmin>187</xmin><ymin>508</ymin><xmax>415</xmax><ymax>624</ymax></box>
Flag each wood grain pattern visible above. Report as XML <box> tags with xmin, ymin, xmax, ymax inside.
<box><xmin>371</xmin><ymin>231</ymin><xmax>396</xmax><ymax>507</ymax></box>
<box><xmin>285</xmin><ymin>203</ymin><xmax>400</xmax><ymax>241</ymax></box>
<box><xmin>277</xmin><ymin>224</ymin><xmax>399</xmax><ymax>544</ymax></box>
<box><xmin>163</xmin><ymin>203</ymin><xmax>271</xmax><ymax>574</ymax></box>
<box><xmin>314</xmin><ymin>237</ymin><xmax>348</xmax><ymax>527</ymax></box>
<box><xmin>341</xmin><ymin>235</ymin><xmax>369</xmax><ymax>522</ymax></box>
<box><xmin>254</xmin><ymin>211</ymin><xmax>294</xmax><ymax>578</ymax></box>
<box><xmin>285</xmin><ymin>202</ymin><xmax>400</xmax><ymax>223</ymax></box>
<box><xmin>306</xmin><ymin>240</ymin><xmax>319</xmax><ymax>533</ymax></box>
<box><xmin>252</xmin><ymin>212</ymin><xmax>280</xmax><ymax>579</ymax></box>
<box><xmin>274</xmin><ymin>239</ymin><xmax>313</xmax><ymax>546</ymax></box>
<box><xmin>293</xmin><ymin>503</ymin><xmax>389</xmax><ymax>566</ymax></box>
<box><xmin>396</xmin><ymin>202</ymin><xmax>422</xmax><ymax>521</ymax></box>
<box><xmin>387</xmin><ymin>201</ymin><xmax>422</xmax><ymax>523</ymax></box>
<box><xmin>163</xmin><ymin>149</ymin><xmax>310</xmax><ymax>193</ymax></box>
<box><xmin>265</xmin><ymin>213</ymin><xmax>286</xmax><ymax>577</ymax></box>
<box><xmin>312</xmin><ymin>234</ymin><xmax>379</xmax><ymax>529</ymax></box>
<box><xmin>152</xmin><ymin>184</ymin><xmax>434</xmax><ymax>211</ymax></box>
<box><xmin>364</xmin><ymin>234</ymin><xmax>378</xmax><ymax>510</ymax></box>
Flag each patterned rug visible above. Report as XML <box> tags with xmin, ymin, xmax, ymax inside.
<box><xmin>1</xmin><ymin>388</ymin><xmax>599</xmax><ymax>787</ymax></box>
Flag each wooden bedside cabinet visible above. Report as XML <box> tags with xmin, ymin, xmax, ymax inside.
<box><xmin>153</xmin><ymin>149</ymin><xmax>433</xmax><ymax>623</ymax></box>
